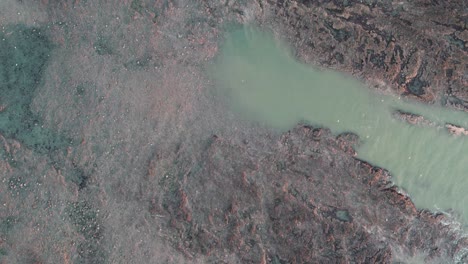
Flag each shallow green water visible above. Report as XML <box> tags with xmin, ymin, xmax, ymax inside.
<box><xmin>211</xmin><ymin>27</ymin><xmax>468</xmax><ymax>225</ymax></box>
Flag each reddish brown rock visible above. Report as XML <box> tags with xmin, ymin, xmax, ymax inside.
<box><xmin>260</xmin><ymin>0</ymin><xmax>468</xmax><ymax>111</ymax></box>
<box><xmin>146</xmin><ymin>125</ymin><xmax>467</xmax><ymax>263</ymax></box>
<box><xmin>2</xmin><ymin>1</ymin><xmax>466</xmax><ymax>263</ymax></box>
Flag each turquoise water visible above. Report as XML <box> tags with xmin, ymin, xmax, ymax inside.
<box><xmin>211</xmin><ymin>27</ymin><xmax>468</xmax><ymax>225</ymax></box>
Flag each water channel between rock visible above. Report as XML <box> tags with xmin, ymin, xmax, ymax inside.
<box><xmin>210</xmin><ymin>26</ymin><xmax>468</xmax><ymax>227</ymax></box>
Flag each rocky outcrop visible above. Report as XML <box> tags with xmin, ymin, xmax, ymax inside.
<box><xmin>392</xmin><ymin>110</ymin><xmax>468</xmax><ymax>136</ymax></box>
<box><xmin>392</xmin><ymin>110</ymin><xmax>436</xmax><ymax>127</ymax></box>
<box><xmin>263</xmin><ymin>0</ymin><xmax>468</xmax><ymax>111</ymax></box>
<box><xmin>148</xmin><ymin>125</ymin><xmax>467</xmax><ymax>263</ymax></box>
<box><xmin>1</xmin><ymin>1</ymin><xmax>466</xmax><ymax>263</ymax></box>
<box><xmin>446</xmin><ymin>123</ymin><xmax>468</xmax><ymax>136</ymax></box>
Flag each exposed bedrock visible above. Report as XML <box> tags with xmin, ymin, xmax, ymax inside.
<box><xmin>259</xmin><ymin>0</ymin><xmax>468</xmax><ymax>111</ymax></box>
<box><xmin>2</xmin><ymin>0</ymin><xmax>467</xmax><ymax>263</ymax></box>
<box><xmin>145</xmin><ymin>125</ymin><xmax>468</xmax><ymax>263</ymax></box>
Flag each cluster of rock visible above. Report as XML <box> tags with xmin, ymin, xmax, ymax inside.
<box><xmin>393</xmin><ymin>109</ymin><xmax>468</xmax><ymax>136</ymax></box>
<box><xmin>265</xmin><ymin>0</ymin><xmax>468</xmax><ymax>111</ymax></box>
<box><xmin>1</xmin><ymin>0</ymin><xmax>467</xmax><ymax>263</ymax></box>
<box><xmin>150</xmin><ymin>125</ymin><xmax>468</xmax><ymax>263</ymax></box>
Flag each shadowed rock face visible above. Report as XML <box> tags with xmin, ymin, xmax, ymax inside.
<box><xmin>264</xmin><ymin>0</ymin><xmax>468</xmax><ymax>111</ymax></box>
<box><xmin>146</xmin><ymin>125</ymin><xmax>468</xmax><ymax>263</ymax></box>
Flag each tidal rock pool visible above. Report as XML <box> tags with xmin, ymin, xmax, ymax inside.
<box><xmin>211</xmin><ymin>26</ymin><xmax>468</xmax><ymax>226</ymax></box>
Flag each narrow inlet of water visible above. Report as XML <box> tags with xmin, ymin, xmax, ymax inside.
<box><xmin>210</xmin><ymin>27</ymin><xmax>468</xmax><ymax>226</ymax></box>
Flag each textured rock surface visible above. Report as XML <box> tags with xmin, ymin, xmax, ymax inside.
<box><xmin>392</xmin><ymin>110</ymin><xmax>436</xmax><ymax>127</ymax></box>
<box><xmin>146</xmin><ymin>125</ymin><xmax>468</xmax><ymax>263</ymax></box>
<box><xmin>0</xmin><ymin>0</ymin><xmax>467</xmax><ymax>263</ymax></box>
<box><xmin>260</xmin><ymin>0</ymin><xmax>468</xmax><ymax>111</ymax></box>
<box><xmin>446</xmin><ymin>123</ymin><xmax>468</xmax><ymax>136</ymax></box>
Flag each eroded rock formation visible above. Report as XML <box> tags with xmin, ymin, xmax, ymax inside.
<box><xmin>1</xmin><ymin>0</ymin><xmax>467</xmax><ymax>263</ymax></box>
<box><xmin>146</xmin><ymin>125</ymin><xmax>468</xmax><ymax>263</ymax></box>
<box><xmin>262</xmin><ymin>0</ymin><xmax>468</xmax><ymax>111</ymax></box>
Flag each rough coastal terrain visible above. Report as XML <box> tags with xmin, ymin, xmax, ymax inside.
<box><xmin>0</xmin><ymin>0</ymin><xmax>467</xmax><ymax>263</ymax></box>
<box><xmin>266</xmin><ymin>0</ymin><xmax>468</xmax><ymax>111</ymax></box>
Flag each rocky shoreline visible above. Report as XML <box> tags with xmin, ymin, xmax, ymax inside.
<box><xmin>260</xmin><ymin>0</ymin><xmax>468</xmax><ymax>111</ymax></box>
<box><xmin>0</xmin><ymin>0</ymin><xmax>467</xmax><ymax>263</ymax></box>
<box><xmin>152</xmin><ymin>125</ymin><xmax>468</xmax><ymax>263</ymax></box>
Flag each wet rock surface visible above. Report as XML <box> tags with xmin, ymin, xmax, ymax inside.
<box><xmin>392</xmin><ymin>110</ymin><xmax>468</xmax><ymax>136</ymax></box>
<box><xmin>446</xmin><ymin>123</ymin><xmax>468</xmax><ymax>136</ymax></box>
<box><xmin>392</xmin><ymin>110</ymin><xmax>436</xmax><ymax>127</ymax></box>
